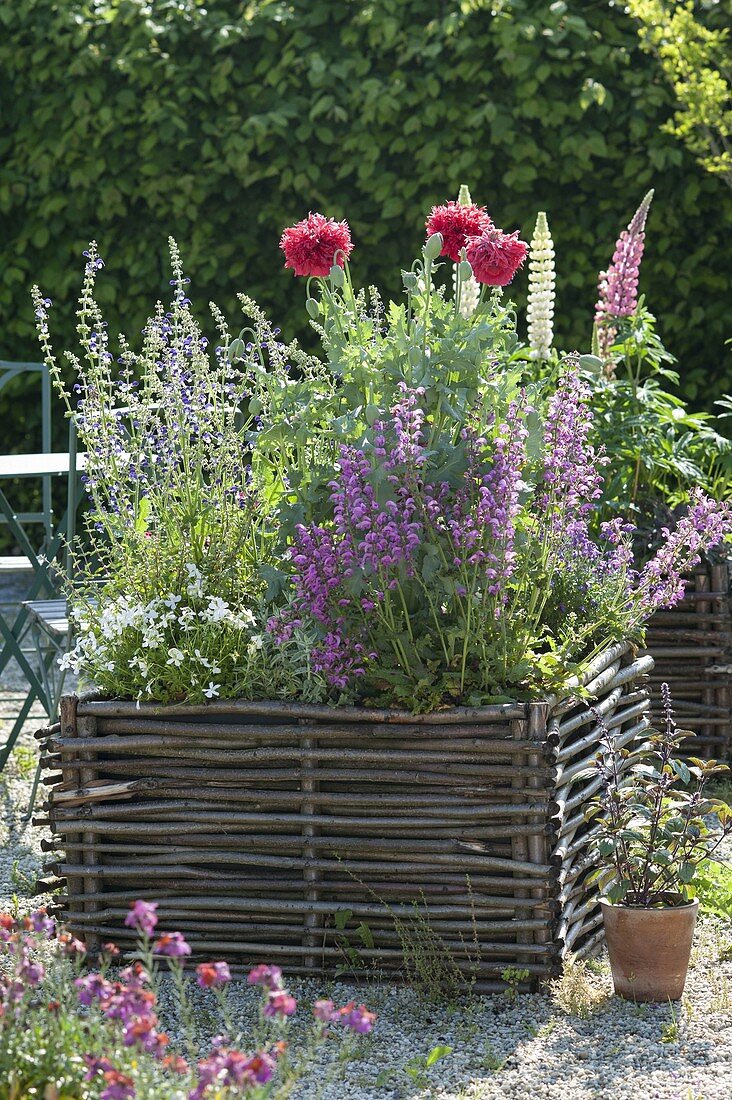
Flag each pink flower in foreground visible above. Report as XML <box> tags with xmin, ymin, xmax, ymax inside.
<box><xmin>595</xmin><ymin>189</ymin><xmax>654</xmax><ymax>354</ymax></box>
<box><xmin>465</xmin><ymin>226</ymin><xmax>528</xmax><ymax>286</ymax></box>
<box><xmin>425</xmin><ymin>199</ymin><xmax>492</xmax><ymax>262</ymax></box>
<box><xmin>280</xmin><ymin>212</ymin><xmax>353</xmax><ymax>277</ymax></box>
<box><xmin>190</xmin><ymin>1046</ymin><xmax>279</xmax><ymax>1100</ymax></box>
<box><xmin>153</xmin><ymin>931</ymin><xmax>191</xmax><ymax>958</ymax></box>
<box><xmin>196</xmin><ymin>961</ymin><xmax>231</xmax><ymax>988</ymax></box>
<box><xmin>124</xmin><ymin>899</ymin><xmax>158</xmax><ymax>937</ymax></box>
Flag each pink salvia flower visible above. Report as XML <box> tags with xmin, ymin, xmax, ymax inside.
<box><xmin>595</xmin><ymin>190</ymin><xmax>654</xmax><ymax>354</ymax></box>
<box><xmin>635</xmin><ymin>489</ymin><xmax>732</xmax><ymax>618</ymax></box>
<box><xmin>124</xmin><ymin>899</ymin><xmax>158</xmax><ymax>936</ymax></box>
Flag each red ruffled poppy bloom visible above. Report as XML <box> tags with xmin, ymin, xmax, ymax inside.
<box><xmin>279</xmin><ymin>212</ymin><xmax>353</xmax><ymax>277</ymax></box>
<box><xmin>465</xmin><ymin>227</ymin><xmax>528</xmax><ymax>286</ymax></box>
<box><xmin>425</xmin><ymin>200</ymin><xmax>492</xmax><ymax>263</ymax></box>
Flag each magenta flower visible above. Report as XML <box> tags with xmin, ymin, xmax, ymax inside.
<box><xmin>312</xmin><ymin>998</ymin><xmax>336</xmax><ymax>1022</ymax></box>
<box><xmin>190</xmin><ymin>1046</ymin><xmax>278</xmax><ymax>1100</ymax></box>
<box><xmin>247</xmin><ymin>963</ymin><xmax>283</xmax><ymax>990</ymax></box>
<box><xmin>263</xmin><ymin>988</ymin><xmax>297</xmax><ymax>1018</ymax></box>
<box><xmin>83</xmin><ymin>1055</ymin><xmax>114</xmax><ymax>1082</ymax></box>
<box><xmin>76</xmin><ymin>973</ymin><xmax>114</xmax><ymax>1006</ymax></box>
<box><xmin>29</xmin><ymin>909</ymin><xmax>55</xmax><ymax>937</ymax></box>
<box><xmin>124</xmin><ymin>899</ymin><xmax>158</xmax><ymax>936</ymax></box>
<box><xmin>336</xmin><ymin>1001</ymin><xmax>377</xmax><ymax>1033</ymax></box>
<box><xmin>465</xmin><ymin>225</ymin><xmax>528</xmax><ymax>286</ymax></box>
<box><xmin>17</xmin><ymin>958</ymin><xmax>44</xmax><ymax>987</ymax></box>
<box><xmin>122</xmin><ymin>1014</ymin><xmax>166</xmax><ymax>1053</ymax></box>
<box><xmin>152</xmin><ymin>931</ymin><xmax>191</xmax><ymax>957</ymax></box>
<box><xmin>100</xmin><ymin>1070</ymin><xmax>136</xmax><ymax>1100</ymax></box>
<box><xmin>57</xmin><ymin>932</ymin><xmax>86</xmax><ymax>958</ymax></box>
<box><xmin>245</xmin><ymin>1050</ymin><xmax>278</xmax><ymax>1084</ymax></box>
<box><xmin>101</xmin><ymin>985</ymin><xmax>156</xmax><ymax>1024</ymax></box>
<box><xmin>595</xmin><ymin>190</ymin><xmax>654</xmax><ymax>354</ymax></box>
<box><xmin>196</xmin><ymin>960</ymin><xmax>231</xmax><ymax>988</ymax></box>
<box><xmin>118</xmin><ymin>962</ymin><xmax>150</xmax><ymax>988</ymax></box>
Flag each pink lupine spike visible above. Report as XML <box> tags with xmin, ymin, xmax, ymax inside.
<box><xmin>595</xmin><ymin>189</ymin><xmax>654</xmax><ymax>355</ymax></box>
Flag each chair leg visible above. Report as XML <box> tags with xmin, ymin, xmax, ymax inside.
<box><xmin>0</xmin><ymin>690</ymin><xmax>37</xmax><ymax>771</ymax></box>
<box><xmin>23</xmin><ymin>651</ymin><xmax>69</xmax><ymax>821</ymax></box>
<box><xmin>23</xmin><ymin>759</ymin><xmax>43</xmax><ymax>822</ymax></box>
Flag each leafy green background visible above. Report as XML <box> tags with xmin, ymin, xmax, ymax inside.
<box><xmin>1</xmin><ymin>0</ymin><xmax>731</xmax><ymax>462</ymax></box>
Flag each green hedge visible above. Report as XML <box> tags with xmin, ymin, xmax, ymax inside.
<box><xmin>1</xmin><ymin>0</ymin><xmax>731</xmax><ymax>443</ymax></box>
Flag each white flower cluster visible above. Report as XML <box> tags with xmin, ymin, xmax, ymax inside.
<box><xmin>453</xmin><ymin>265</ymin><xmax>480</xmax><ymax>319</ymax></box>
<box><xmin>60</xmin><ymin>564</ymin><xmax>263</xmax><ymax>701</ymax></box>
<box><xmin>455</xmin><ymin>183</ymin><xmax>480</xmax><ymax>319</ymax></box>
<box><xmin>527</xmin><ymin>211</ymin><xmax>555</xmax><ymax>360</ymax></box>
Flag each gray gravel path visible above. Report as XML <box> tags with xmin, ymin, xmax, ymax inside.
<box><xmin>1</xmin><ymin>577</ymin><xmax>731</xmax><ymax>1099</ymax></box>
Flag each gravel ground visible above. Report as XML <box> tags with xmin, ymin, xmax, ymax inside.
<box><xmin>1</xmin><ymin>578</ymin><xmax>731</xmax><ymax>1099</ymax></box>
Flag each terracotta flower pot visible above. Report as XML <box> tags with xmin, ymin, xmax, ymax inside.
<box><xmin>600</xmin><ymin>897</ymin><xmax>698</xmax><ymax>1002</ymax></box>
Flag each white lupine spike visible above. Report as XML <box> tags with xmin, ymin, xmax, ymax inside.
<box><xmin>527</xmin><ymin>211</ymin><xmax>555</xmax><ymax>359</ymax></box>
<box><xmin>454</xmin><ymin>183</ymin><xmax>481</xmax><ymax>318</ymax></box>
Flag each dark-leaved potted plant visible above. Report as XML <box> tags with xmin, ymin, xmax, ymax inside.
<box><xmin>585</xmin><ymin>684</ymin><xmax>732</xmax><ymax>1002</ymax></box>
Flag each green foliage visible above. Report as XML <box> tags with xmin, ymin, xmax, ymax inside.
<box><xmin>693</xmin><ymin>857</ymin><xmax>732</xmax><ymax>919</ymax></box>
<box><xmin>375</xmin><ymin>1044</ymin><xmax>453</xmax><ymax>1091</ymax></box>
<box><xmin>0</xmin><ymin>0</ymin><xmax>731</xmax><ymax>413</ymax></box>
<box><xmin>629</xmin><ymin>0</ymin><xmax>732</xmax><ymax>189</ymax></box>
<box><xmin>501</xmin><ymin>966</ymin><xmax>530</xmax><ymax>1001</ymax></box>
<box><xmin>548</xmin><ymin>954</ymin><xmax>608</xmax><ymax>1018</ymax></box>
<box><xmin>583</xmin><ymin>303</ymin><xmax>732</xmax><ymax>538</ymax></box>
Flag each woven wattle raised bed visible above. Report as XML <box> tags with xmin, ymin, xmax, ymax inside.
<box><xmin>642</xmin><ymin>558</ymin><xmax>732</xmax><ymax>759</ymax></box>
<box><xmin>36</xmin><ymin>642</ymin><xmax>651</xmax><ymax>991</ymax></box>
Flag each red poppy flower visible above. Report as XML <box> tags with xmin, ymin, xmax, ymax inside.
<box><xmin>465</xmin><ymin>227</ymin><xmax>528</xmax><ymax>286</ymax></box>
<box><xmin>425</xmin><ymin>200</ymin><xmax>492</xmax><ymax>263</ymax></box>
<box><xmin>279</xmin><ymin>212</ymin><xmax>353</xmax><ymax>277</ymax></box>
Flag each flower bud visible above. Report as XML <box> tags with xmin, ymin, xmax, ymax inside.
<box><xmin>227</xmin><ymin>337</ymin><xmax>245</xmax><ymax>361</ymax></box>
<box><xmin>305</xmin><ymin>298</ymin><xmax>320</xmax><ymax>319</ymax></box>
<box><xmin>423</xmin><ymin>232</ymin><xmax>443</xmax><ymax>262</ymax></box>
